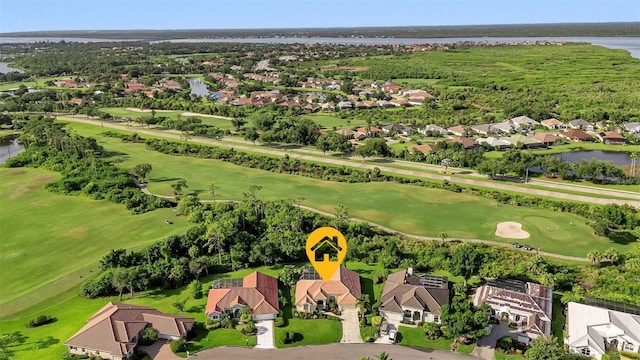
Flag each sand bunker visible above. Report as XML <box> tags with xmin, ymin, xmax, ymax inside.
<box><xmin>495</xmin><ymin>222</ymin><xmax>530</xmax><ymax>239</ymax></box>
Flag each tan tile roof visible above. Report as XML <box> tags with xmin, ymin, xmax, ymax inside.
<box><xmin>205</xmin><ymin>271</ymin><xmax>279</xmax><ymax>317</ymax></box>
<box><xmin>295</xmin><ymin>266</ymin><xmax>361</xmax><ymax>307</ymax></box>
<box><xmin>65</xmin><ymin>302</ymin><xmax>194</xmax><ymax>357</ymax></box>
<box><xmin>532</xmin><ymin>133</ymin><xmax>558</xmax><ymax>143</ymax></box>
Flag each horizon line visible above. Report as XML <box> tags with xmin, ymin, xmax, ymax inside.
<box><xmin>2</xmin><ymin>21</ymin><xmax>639</xmax><ymax>35</ymax></box>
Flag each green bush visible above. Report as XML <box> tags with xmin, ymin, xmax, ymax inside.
<box><xmin>27</xmin><ymin>315</ymin><xmax>53</xmax><ymax>327</ymax></box>
<box><xmin>274</xmin><ymin>316</ymin><xmax>285</xmax><ymax>327</ymax></box>
<box><xmin>139</xmin><ymin>327</ymin><xmax>158</xmax><ymax>346</ymax></box>
<box><xmin>205</xmin><ymin>319</ymin><xmax>221</xmax><ymax>330</ymax></box>
<box><xmin>360</xmin><ymin>317</ymin><xmax>368</xmax><ymax>327</ymax></box>
<box><xmin>170</xmin><ymin>338</ymin><xmax>187</xmax><ymax>354</ymax></box>
<box><xmin>365</xmin><ymin>336</ymin><xmax>375</xmax><ymax>343</ymax></box>
<box><xmin>621</xmin><ymin>352</ymin><xmax>640</xmax><ymax>359</ymax></box>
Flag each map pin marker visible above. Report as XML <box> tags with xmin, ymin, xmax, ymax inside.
<box><xmin>306</xmin><ymin>227</ymin><xmax>347</xmax><ymax>282</ymax></box>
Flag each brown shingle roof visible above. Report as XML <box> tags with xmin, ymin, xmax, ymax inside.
<box><xmin>561</xmin><ymin>130</ymin><xmax>593</xmax><ymax>141</ymax></box>
<box><xmin>65</xmin><ymin>302</ymin><xmax>194</xmax><ymax>357</ymax></box>
<box><xmin>380</xmin><ymin>270</ymin><xmax>450</xmax><ymax>316</ymax></box>
<box><xmin>205</xmin><ymin>271</ymin><xmax>279</xmax><ymax>317</ymax></box>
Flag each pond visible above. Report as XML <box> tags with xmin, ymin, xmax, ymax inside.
<box><xmin>0</xmin><ymin>134</ymin><xmax>25</xmax><ymax>164</ymax></box>
<box><xmin>0</xmin><ymin>62</ymin><xmax>24</xmax><ymax>74</ymax></box>
<box><xmin>555</xmin><ymin>151</ymin><xmax>632</xmax><ymax>166</ymax></box>
<box><xmin>187</xmin><ymin>77</ymin><xmax>210</xmax><ymax>98</ymax></box>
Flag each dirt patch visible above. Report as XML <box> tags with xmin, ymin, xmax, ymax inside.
<box><xmin>65</xmin><ymin>227</ymin><xmax>88</xmax><ymax>239</ymax></box>
<box><xmin>31</xmin><ymin>174</ymin><xmax>57</xmax><ymax>184</ymax></box>
<box><xmin>495</xmin><ymin>221</ymin><xmax>530</xmax><ymax>239</ymax></box>
<box><xmin>321</xmin><ymin>66</ymin><xmax>368</xmax><ymax>72</ymax></box>
<box><xmin>181</xmin><ymin>111</ymin><xmax>233</xmax><ymax>120</ymax></box>
<box><xmin>2</xmin><ymin>169</ymin><xmax>26</xmax><ymax>176</ymax></box>
<box><xmin>124</xmin><ymin>107</ymin><xmax>173</xmax><ymax>113</ymax></box>
<box><xmin>30</xmin><ymin>201</ymin><xmax>51</xmax><ymax>207</ymax></box>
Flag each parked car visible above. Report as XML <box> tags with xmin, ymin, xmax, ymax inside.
<box><xmin>522</xmin><ymin>245</ymin><xmax>533</xmax><ymax>251</ymax></box>
<box><xmin>165</xmin><ymin>220</ymin><xmax>173</xmax><ymax>225</ymax></box>
<box><xmin>388</xmin><ymin>329</ymin><xmax>397</xmax><ymax>343</ymax></box>
<box><xmin>512</xmin><ymin>242</ymin><xmax>521</xmax><ymax>248</ymax></box>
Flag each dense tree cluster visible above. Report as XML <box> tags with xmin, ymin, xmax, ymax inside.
<box><xmin>5</xmin><ymin>116</ymin><xmax>171</xmax><ymax>213</ymax></box>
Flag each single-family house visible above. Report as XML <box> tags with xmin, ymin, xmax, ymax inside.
<box><xmin>623</xmin><ymin>122</ymin><xmax>640</xmax><ymax>134</ymax></box>
<box><xmin>492</xmin><ymin>121</ymin><xmax>519</xmax><ymax>135</ymax></box>
<box><xmin>446</xmin><ymin>137</ymin><xmax>480</xmax><ymax>149</ymax></box>
<box><xmin>503</xmin><ymin>135</ymin><xmax>545</xmax><ymax>149</ymax></box>
<box><xmin>65</xmin><ymin>302</ymin><xmax>194</xmax><ymax>360</ymax></box>
<box><xmin>447</xmin><ymin>125</ymin><xmax>469</xmax><ymax>137</ymax></box>
<box><xmin>418</xmin><ymin>124</ymin><xmax>449</xmax><ymax>137</ymax></box>
<box><xmin>471</xmin><ymin>124</ymin><xmax>493</xmax><ymax>136</ymax></box>
<box><xmin>321</xmin><ymin>103</ymin><xmax>335</xmax><ymax>112</ymax></box>
<box><xmin>561</xmin><ymin>130</ymin><xmax>594</xmax><ymax>142</ymax></box>
<box><xmin>409</xmin><ymin>144</ymin><xmax>439</xmax><ymax>154</ymax></box>
<box><xmin>295</xmin><ymin>266</ymin><xmax>361</xmax><ymax>312</ymax></box>
<box><xmin>382</xmin><ymin>124</ymin><xmax>412</xmax><ymax>136</ymax></box>
<box><xmin>598</xmin><ymin>131</ymin><xmax>629</xmax><ymax>145</ymax></box>
<box><xmin>205</xmin><ymin>271</ymin><xmax>279</xmax><ymax>321</ymax></box>
<box><xmin>377</xmin><ymin>100</ymin><xmax>395</xmax><ymax>108</ymax></box>
<box><xmin>476</xmin><ymin>137</ymin><xmax>510</xmax><ymax>150</ymax></box>
<box><xmin>565</xmin><ymin>302</ymin><xmax>640</xmax><ymax>359</ymax></box>
<box><xmin>356</xmin><ymin>126</ymin><xmax>381</xmax><ymax>137</ymax></box>
<box><xmin>474</xmin><ymin>279</ymin><xmax>553</xmax><ymax>344</ymax></box>
<box><xmin>389</xmin><ymin>98</ymin><xmax>409</xmax><ymax>107</ymax></box>
<box><xmin>568</xmin><ymin>119</ymin><xmax>593</xmax><ymax>131</ymax></box>
<box><xmin>532</xmin><ymin>133</ymin><xmax>560</xmax><ymax>146</ymax></box>
<box><xmin>337</xmin><ymin>101</ymin><xmax>353</xmax><ymax>110</ymax></box>
<box><xmin>335</xmin><ymin>128</ymin><xmax>355</xmax><ymax>139</ymax></box>
<box><xmin>511</xmin><ymin>116</ymin><xmax>540</xmax><ymax>129</ymax></box>
<box><xmin>541</xmin><ymin>118</ymin><xmax>566</xmax><ymax>130</ymax></box>
<box><xmin>379</xmin><ymin>268</ymin><xmax>450</xmax><ymax>324</ymax></box>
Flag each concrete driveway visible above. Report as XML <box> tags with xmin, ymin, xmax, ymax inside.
<box><xmin>374</xmin><ymin>319</ymin><xmax>400</xmax><ymax>344</ymax></box>
<box><xmin>471</xmin><ymin>323</ymin><xmax>513</xmax><ymax>359</ymax></box>
<box><xmin>256</xmin><ymin>319</ymin><xmax>275</xmax><ymax>349</ymax></box>
<box><xmin>138</xmin><ymin>339</ymin><xmax>181</xmax><ymax>360</ymax></box>
<box><xmin>339</xmin><ymin>308</ymin><xmax>363</xmax><ymax>343</ymax></box>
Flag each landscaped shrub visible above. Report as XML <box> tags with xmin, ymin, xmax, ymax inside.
<box><xmin>27</xmin><ymin>315</ymin><xmax>53</xmax><ymax>328</ymax></box>
<box><xmin>139</xmin><ymin>327</ymin><xmax>159</xmax><ymax>346</ymax></box>
<box><xmin>274</xmin><ymin>316</ymin><xmax>285</xmax><ymax>327</ymax></box>
<box><xmin>170</xmin><ymin>338</ymin><xmax>187</xmax><ymax>353</ymax></box>
<box><xmin>496</xmin><ymin>335</ymin><xmax>515</xmax><ymax>351</ymax></box>
<box><xmin>360</xmin><ymin>317</ymin><xmax>368</xmax><ymax>327</ymax></box>
<box><xmin>621</xmin><ymin>352</ymin><xmax>640</xmax><ymax>359</ymax></box>
<box><xmin>365</xmin><ymin>336</ymin><xmax>375</xmax><ymax>343</ymax></box>
<box><xmin>205</xmin><ymin>319</ymin><xmax>221</xmax><ymax>330</ymax></box>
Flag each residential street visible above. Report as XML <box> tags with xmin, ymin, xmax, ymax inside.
<box><xmin>54</xmin><ymin>115</ymin><xmax>640</xmax><ymax>208</ymax></box>
<box><xmin>190</xmin><ymin>343</ymin><xmax>477</xmax><ymax>360</ymax></box>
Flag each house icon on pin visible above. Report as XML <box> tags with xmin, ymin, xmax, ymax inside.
<box><xmin>310</xmin><ymin>236</ymin><xmax>343</xmax><ymax>262</ymax></box>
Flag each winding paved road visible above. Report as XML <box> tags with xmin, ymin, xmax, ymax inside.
<box><xmin>56</xmin><ymin>116</ymin><xmax>640</xmax><ymax>208</ymax></box>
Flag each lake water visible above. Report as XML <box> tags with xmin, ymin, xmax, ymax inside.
<box><xmin>0</xmin><ymin>135</ymin><xmax>25</xmax><ymax>164</ymax></box>
<box><xmin>150</xmin><ymin>36</ymin><xmax>640</xmax><ymax>59</ymax></box>
<box><xmin>0</xmin><ymin>62</ymin><xmax>24</xmax><ymax>74</ymax></box>
<box><xmin>187</xmin><ymin>77</ymin><xmax>210</xmax><ymax>98</ymax></box>
<box><xmin>556</xmin><ymin>150</ymin><xmax>632</xmax><ymax>166</ymax></box>
<box><xmin>0</xmin><ymin>36</ymin><xmax>638</xmax><ymax>58</ymax></box>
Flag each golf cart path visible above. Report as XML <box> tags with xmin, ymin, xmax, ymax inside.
<box><xmin>57</xmin><ymin>116</ymin><xmax>640</xmax><ymax>208</ymax></box>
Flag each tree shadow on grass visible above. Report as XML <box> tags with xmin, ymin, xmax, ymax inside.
<box><xmin>360</xmin><ymin>277</ymin><xmax>375</xmax><ymax>301</ymax></box>
<box><xmin>187</xmin><ymin>304</ymin><xmax>204</xmax><ymax>314</ymax></box>
<box><xmin>608</xmin><ymin>231</ymin><xmax>638</xmax><ymax>245</ymax></box>
<box><xmin>150</xmin><ymin>177</ymin><xmax>183</xmax><ymax>183</ymax></box>
<box><xmin>27</xmin><ymin>336</ymin><xmax>59</xmax><ymax>350</ymax></box>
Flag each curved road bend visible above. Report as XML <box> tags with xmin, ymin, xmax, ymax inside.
<box><xmin>56</xmin><ymin>116</ymin><xmax>640</xmax><ymax>208</ymax></box>
<box><xmin>191</xmin><ymin>343</ymin><xmax>475</xmax><ymax>360</ymax></box>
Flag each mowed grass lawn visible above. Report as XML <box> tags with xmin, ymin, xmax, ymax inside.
<box><xmin>60</xmin><ymin>121</ymin><xmax>622</xmax><ymax>258</ymax></box>
<box><xmin>0</xmin><ymin>264</ymin><xmax>291</xmax><ymax>360</ymax></box>
<box><xmin>274</xmin><ymin>318</ymin><xmax>342</xmax><ymax>348</ymax></box>
<box><xmin>396</xmin><ymin>325</ymin><xmax>474</xmax><ymax>354</ymax></box>
<box><xmin>0</xmin><ymin>167</ymin><xmax>191</xmax><ymax>316</ymax></box>
<box><xmin>99</xmin><ymin>107</ymin><xmax>235</xmax><ymax>130</ymax></box>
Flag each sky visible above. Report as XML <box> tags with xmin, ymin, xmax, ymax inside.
<box><xmin>0</xmin><ymin>0</ymin><xmax>639</xmax><ymax>33</ymax></box>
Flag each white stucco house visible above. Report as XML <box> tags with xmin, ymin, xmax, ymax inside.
<box><xmin>565</xmin><ymin>302</ymin><xmax>640</xmax><ymax>359</ymax></box>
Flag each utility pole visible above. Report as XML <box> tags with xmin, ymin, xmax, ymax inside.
<box><xmin>630</xmin><ymin>152</ymin><xmax>637</xmax><ymax>177</ymax></box>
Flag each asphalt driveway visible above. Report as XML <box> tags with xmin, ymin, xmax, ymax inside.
<box><xmin>471</xmin><ymin>323</ymin><xmax>513</xmax><ymax>359</ymax></box>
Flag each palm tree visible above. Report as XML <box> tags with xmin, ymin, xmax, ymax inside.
<box><xmin>441</xmin><ymin>158</ymin><xmax>452</xmax><ymax>173</ymax></box>
<box><xmin>375</xmin><ymin>352</ymin><xmax>391</xmax><ymax>360</ymax></box>
<box><xmin>439</xmin><ymin>232</ymin><xmax>448</xmax><ymax>244</ymax></box>
<box><xmin>206</xmin><ymin>183</ymin><xmax>219</xmax><ymax>202</ymax></box>
<box><xmin>604</xmin><ymin>248</ymin><xmax>620</xmax><ymax>265</ymax></box>
<box><xmin>356</xmin><ymin>294</ymin><xmax>371</xmax><ymax>315</ymax></box>
<box><xmin>587</xmin><ymin>250</ymin><xmax>602</xmax><ymax>266</ymax></box>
